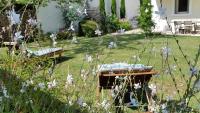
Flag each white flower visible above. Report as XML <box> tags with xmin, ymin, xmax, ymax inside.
<box><xmin>50</xmin><ymin>33</ymin><xmax>57</xmax><ymax>40</ymax></box>
<box><xmin>95</xmin><ymin>29</ymin><xmax>102</xmax><ymax>36</ymax></box>
<box><xmin>77</xmin><ymin>98</ymin><xmax>87</xmax><ymax>107</ymax></box>
<box><xmin>20</xmin><ymin>82</ymin><xmax>27</xmax><ymax>93</ymax></box>
<box><xmin>2</xmin><ymin>27</ymin><xmax>5</xmax><ymax>32</ymax></box>
<box><xmin>85</xmin><ymin>54</ymin><xmax>93</xmax><ymax>62</ymax></box>
<box><xmin>69</xmin><ymin>5</ymin><xmax>73</xmax><ymax>9</ymax></box>
<box><xmin>26</xmin><ymin>79</ymin><xmax>34</xmax><ymax>85</ymax></box>
<box><xmin>14</xmin><ymin>31</ymin><xmax>24</xmax><ymax>41</ymax></box>
<box><xmin>66</xmin><ymin>74</ymin><xmax>73</xmax><ymax>85</ymax></box>
<box><xmin>34</xmin><ymin>86</ymin><xmax>37</xmax><ymax>91</ymax></box>
<box><xmin>115</xmin><ymin>76</ymin><xmax>119</xmax><ymax>80</ymax></box>
<box><xmin>27</xmin><ymin>18</ymin><xmax>37</xmax><ymax>26</ymax></box>
<box><xmin>50</xmin><ymin>34</ymin><xmax>57</xmax><ymax>47</ymax></box>
<box><xmin>172</xmin><ymin>64</ymin><xmax>177</xmax><ymax>71</ymax></box>
<box><xmin>2</xmin><ymin>86</ymin><xmax>9</xmax><ymax>98</ymax></box>
<box><xmin>68</xmin><ymin>100</ymin><xmax>73</xmax><ymax>106</ymax></box>
<box><xmin>129</xmin><ymin>92</ymin><xmax>139</xmax><ymax>107</ymax></box>
<box><xmin>92</xmin><ymin>68</ymin><xmax>96</xmax><ymax>76</ymax></box>
<box><xmin>111</xmin><ymin>89</ymin><xmax>116</xmax><ymax>97</ymax></box>
<box><xmin>145</xmin><ymin>9</ymin><xmax>149</xmax><ymax>13</ymax></box>
<box><xmin>84</xmin><ymin>9</ymin><xmax>87</xmax><ymax>15</ymax></box>
<box><xmin>133</xmin><ymin>55</ymin><xmax>141</xmax><ymax>62</ymax></box>
<box><xmin>166</xmin><ymin>96</ymin><xmax>173</xmax><ymax>102</ymax></box>
<box><xmin>20</xmin><ymin>88</ymin><xmax>25</xmax><ymax>93</ymax></box>
<box><xmin>134</xmin><ymin>83</ymin><xmax>141</xmax><ymax>89</ymax></box>
<box><xmin>101</xmin><ymin>100</ymin><xmax>110</xmax><ymax>110</ymax></box>
<box><xmin>161</xmin><ymin>46</ymin><xmax>171</xmax><ymax>59</ymax></box>
<box><xmin>71</xmin><ymin>37</ymin><xmax>78</xmax><ymax>44</ymax></box>
<box><xmin>7</xmin><ymin>8</ymin><xmax>21</xmax><ymax>25</ymax></box>
<box><xmin>149</xmin><ymin>84</ymin><xmax>157</xmax><ymax>96</ymax></box>
<box><xmin>76</xmin><ymin>8</ymin><xmax>82</xmax><ymax>14</ymax></box>
<box><xmin>68</xmin><ymin>22</ymin><xmax>75</xmax><ymax>31</ymax></box>
<box><xmin>47</xmin><ymin>79</ymin><xmax>57</xmax><ymax>89</ymax></box>
<box><xmin>82</xmin><ymin>102</ymin><xmax>88</xmax><ymax>107</ymax></box>
<box><xmin>190</xmin><ymin>66</ymin><xmax>198</xmax><ymax>76</ymax></box>
<box><xmin>108</xmin><ymin>42</ymin><xmax>117</xmax><ymax>49</ymax></box>
<box><xmin>118</xmin><ymin>28</ymin><xmax>125</xmax><ymax>34</ymax></box>
<box><xmin>161</xmin><ymin>104</ymin><xmax>169</xmax><ymax>113</ymax></box>
<box><xmin>38</xmin><ymin>82</ymin><xmax>45</xmax><ymax>90</ymax></box>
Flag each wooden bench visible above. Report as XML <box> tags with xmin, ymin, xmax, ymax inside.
<box><xmin>27</xmin><ymin>48</ymin><xmax>63</xmax><ymax>58</ymax></box>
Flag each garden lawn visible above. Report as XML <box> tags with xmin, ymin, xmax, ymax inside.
<box><xmin>0</xmin><ymin>34</ymin><xmax>200</xmax><ymax>112</ymax></box>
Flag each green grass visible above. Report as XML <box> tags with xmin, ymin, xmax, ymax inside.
<box><xmin>0</xmin><ymin>34</ymin><xmax>200</xmax><ymax>112</ymax></box>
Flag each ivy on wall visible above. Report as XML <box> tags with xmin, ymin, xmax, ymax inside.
<box><xmin>120</xmin><ymin>0</ymin><xmax>126</xmax><ymax>18</ymax></box>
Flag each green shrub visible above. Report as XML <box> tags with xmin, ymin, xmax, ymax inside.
<box><xmin>104</xmin><ymin>15</ymin><xmax>120</xmax><ymax>32</ymax></box>
<box><xmin>57</xmin><ymin>31</ymin><xmax>72</xmax><ymax>40</ymax></box>
<box><xmin>80</xmin><ymin>20</ymin><xmax>98</xmax><ymax>37</ymax></box>
<box><xmin>120</xmin><ymin>0</ymin><xmax>126</xmax><ymax>18</ymax></box>
<box><xmin>119</xmin><ymin>20</ymin><xmax>132</xmax><ymax>30</ymax></box>
<box><xmin>137</xmin><ymin>0</ymin><xmax>154</xmax><ymax>36</ymax></box>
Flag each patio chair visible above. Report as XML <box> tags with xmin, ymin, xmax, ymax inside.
<box><xmin>184</xmin><ymin>21</ymin><xmax>193</xmax><ymax>34</ymax></box>
<box><xmin>26</xmin><ymin>47</ymin><xmax>63</xmax><ymax>58</ymax></box>
<box><xmin>174</xmin><ymin>21</ymin><xmax>183</xmax><ymax>34</ymax></box>
<box><xmin>195</xmin><ymin>22</ymin><xmax>200</xmax><ymax>33</ymax></box>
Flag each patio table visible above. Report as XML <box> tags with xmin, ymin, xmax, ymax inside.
<box><xmin>27</xmin><ymin>48</ymin><xmax>63</xmax><ymax>58</ymax></box>
<box><xmin>97</xmin><ymin>63</ymin><xmax>158</xmax><ymax>111</ymax></box>
<box><xmin>3</xmin><ymin>42</ymin><xmax>19</xmax><ymax>54</ymax></box>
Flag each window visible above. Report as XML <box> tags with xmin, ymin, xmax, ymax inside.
<box><xmin>175</xmin><ymin>0</ymin><xmax>189</xmax><ymax>14</ymax></box>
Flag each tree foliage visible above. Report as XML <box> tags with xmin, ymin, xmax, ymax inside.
<box><xmin>111</xmin><ymin>0</ymin><xmax>116</xmax><ymax>15</ymax></box>
<box><xmin>137</xmin><ymin>0</ymin><xmax>154</xmax><ymax>36</ymax></box>
<box><xmin>99</xmin><ymin>0</ymin><xmax>106</xmax><ymax>16</ymax></box>
<box><xmin>120</xmin><ymin>0</ymin><xmax>126</xmax><ymax>18</ymax></box>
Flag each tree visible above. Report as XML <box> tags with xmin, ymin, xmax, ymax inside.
<box><xmin>137</xmin><ymin>0</ymin><xmax>154</xmax><ymax>36</ymax></box>
<box><xmin>99</xmin><ymin>0</ymin><xmax>106</xmax><ymax>16</ymax></box>
<box><xmin>120</xmin><ymin>0</ymin><xmax>126</xmax><ymax>18</ymax></box>
<box><xmin>111</xmin><ymin>0</ymin><xmax>116</xmax><ymax>15</ymax></box>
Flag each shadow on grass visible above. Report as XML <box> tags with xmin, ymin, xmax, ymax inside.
<box><xmin>0</xmin><ymin>69</ymin><xmax>88</xmax><ymax>113</ymax></box>
<box><xmin>72</xmin><ymin>34</ymin><xmax>146</xmax><ymax>55</ymax></box>
<box><xmin>54</xmin><ymin>56</ymin><xmax>74</xmax><ymax>64</ymax></box>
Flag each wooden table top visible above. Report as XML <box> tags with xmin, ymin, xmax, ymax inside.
<box><xmin>100</xmin><ymin>71</ymin><xmax>158</xmax><ymax>77</ymax></box>
<box><xmin>3</xmin><ymin>42</ymin><xmax>18</xmax><ymax>46</ymax></box>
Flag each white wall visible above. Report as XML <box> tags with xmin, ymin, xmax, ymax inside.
<box><xmin>105</xmin><ymin>0</ymin><xmax>111</xmax><ymax>16</ymax></box>
<box><xmin>88</xmin><ymin>0</ymin><xmax>140</xmax><ymax>19</ymax></box>
<box><xmin>152</xmin><ymin>0</ymin><xmax>200</xmax><ymax>33</ymax></box>
<box><xmin>37</xmin><ymin>1</ymin><xmax>65</xmax><ymax>33</ymax></box>
<box><xmin>125</xmin><ymin>0</ymin><xmax>140</xmax><ymax>19</ymax></box>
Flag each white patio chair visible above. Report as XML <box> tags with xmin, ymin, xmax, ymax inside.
<box><xmin>184</xmin><ymin>21</ymin><xmax>193</xmax><ymax>34</ymax></box>
<box><xmin>195</xmin><ymin>22</ymin><xmax>200</xmax><ymax>33</ymax></box>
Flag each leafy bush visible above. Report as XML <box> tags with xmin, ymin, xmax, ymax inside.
<box><xmin>60</xmin><ymin>2</ymin><xmax>86</xmax><ymax>28</ymax></box>
<box><xmin>80</xmin><ymin>20</ymin><xmax>98</xmax><ymax>37</ymax></box>
<box><xmin>119</xmin><ymin>20</ymin><xmax>132</xmax><ymax>30</ymax></box>
<box><xmin>104</xmin><ymin>15</ymin><xmax>120</xmax><ymax>33</ymax></box>
<box><xmin>57</xmin><ymin>31</ymin><xmax>72</xmax><ymax>40</ymax></box>
<box><xmin>100</xmin><ymin>15</ymin><xmax>132</xmax><ymax>33</ymax></box>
